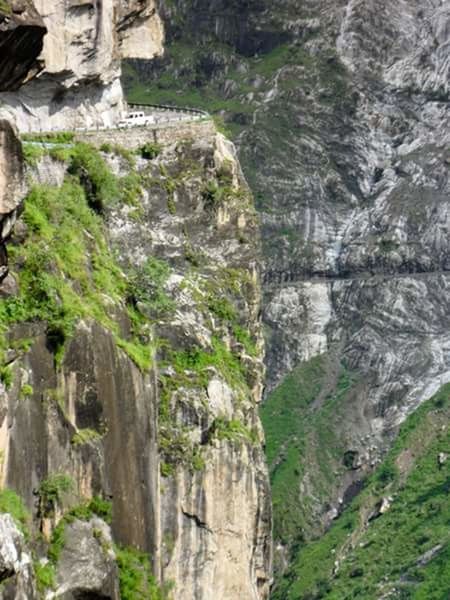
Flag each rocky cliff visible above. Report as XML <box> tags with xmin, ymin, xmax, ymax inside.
<box><xmin>0</xmin><ymin>0</ymin><xmax>164</xmax><ymax>131</ymax></box>
<box><xmin>0</xmin><ymin>1</ymin><xmax>272</xmax><ymax>598</ymax></box>
<box><xmin>0</xmin><ymin>123</ymin><xmax>271</xmax><ymax>599</ymax></box>
<box><xmin>124</xmin><ymin>0</ymin><xmax>450</xmax><ymax>594</ymax></box>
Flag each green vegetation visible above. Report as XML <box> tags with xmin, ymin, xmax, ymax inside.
<box><xmin>38</xmin><ymin>473</ymin><xmax>73</xmax><ymax>514</ymax></box>
<box><xmin>261</xmin><ymin>355</ymin><xmax>357</xmax><ymax>547</ymax></box>
<box><xmin>128</xmin><ymin>257</ymin><xmax>175</xmax><ymax>319</ymax></box>
<box><xmin>22</xmin><ymin>131</ymin><xmax>75</xmax><ymax>144</ymax></box>
<box><xmin>68</xmin><ymin>143</ymin><xmax>122</xmax><ymax>212</ymax></box>
<box><xmin>116</xmin><ymin>545</ymin><xmax>172</xmax><ymax>599</ymax></box>
<box><xmin>167</xmin><ymin>336</ymin><xmax>248</xmax><ymax>390</ymax></box>
<box><xmin>99</xmin><ymin>142</ymin><xmax>136</xmax><ymax>167</ymax></box>
<box><xmin>34</xmin><ymin>561</ymin><xmax>56</xmax><ymax>592</ymax></box>
<box><xmin>68</xmin><ymin>496</ymin><xmax>113</xmax><ymax>524</ymax></box>
<box><xmin>71</xmin><ymin>428</ymin><xmax>103</xmax><ymax>445</ymax></box>
<box><xmin>0</xmin><ymin>488</ymin><xmax>30</xmax><ymax>534</ymax></box>
<box><xmin>211</xmin><ymin>417</ymin><xmax>257</xmax><ymax>444</ymax></box>
<box><xmin>0</xmin><ymin>172</ymin><xmax>152</xmax><ymax>369</ymax></box>
<box><xmin>273</xmin><ymin>384</ymin><xmax>450</xmax><ymax>600</ymax></box>
<box><xmin>0</xmin><ymin>0</ymin><xmax>12</xmax><ymax>15</ymax></box>
<box><xmin>0</xmin><ymin>364</ymin><xmax>13</xmax><ymax>389</ymax></box>
<box><xmin>22</xmin><ymin>143</ymin><xmax>46</xmax><ymax>166</ymax></box>
<box><xmin>139</xmin><ymin>142</ymin><xmax>162</xmax><ymax>160</ymax></box>
<box><xmin>20</xmin><ymin>383</ymin><xmax>33</xmax><ymax>398</ymax></box>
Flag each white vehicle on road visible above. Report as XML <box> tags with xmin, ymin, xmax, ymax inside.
<box><xmin>117</xmin><ymin>111</ymin><xmax>155</xmax><ymax>128</ymax></box>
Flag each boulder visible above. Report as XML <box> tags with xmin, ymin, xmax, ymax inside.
<box><xmin>49</xmin><ymin>517</ymin><xmax>120</xmax><ymax>600</ymax></box>
<box><xmin>0</xmin><ymin>513</ymin><xmax>37</xmax><ymax>600</ymax></box>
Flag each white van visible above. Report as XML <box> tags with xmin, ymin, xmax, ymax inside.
<box><xmin>118</xmin><ymin>112</ymin><xmax>155</xmax><ymax>128</ymax></box>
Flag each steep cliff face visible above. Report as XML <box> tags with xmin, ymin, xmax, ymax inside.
<box><xmin>0</xmin><ymin>0</ymin><xmax>164</xmax><ymax>131</ymax></box>
<box><xmin>0</xmin><ymin>126</ymin><xmax>271</xmax><ymax>598</ymax></box>
<box><xmin>124</xmin><ymin>0</ymin><xmax>450</xmax><ymax>593</ymax></box>
<box><xmin>0</xmin><ymin>2</ymin><xmax>272</xmax><ymax>596</ymax></box>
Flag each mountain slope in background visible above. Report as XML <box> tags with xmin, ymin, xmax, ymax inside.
<box><xmin>124</xmin><ymin>0</ymin><xmax>450</xmax><ymax>593</ymax></box>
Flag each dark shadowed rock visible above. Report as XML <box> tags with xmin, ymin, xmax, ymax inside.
<box><xmin>0</xmin><ymin>0</ymin><xmax>46</xmax><ymax>91</ymax></box>
<box><xmin>0</xmin><ymin>119</ymin><xmax>24</xmax><ymax>285</ymax></box>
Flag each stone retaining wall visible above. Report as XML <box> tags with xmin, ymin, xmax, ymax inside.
<box><xmin>75</xmin><ymin>118</ymin><xmax>216</xmax><ymax>149</ymax></box>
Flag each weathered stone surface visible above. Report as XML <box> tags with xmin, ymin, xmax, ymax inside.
<box><xmin>105</xmin><ymin>132</ymin><xmax>272</xmax><ymax>599</ymax></box>
<box><xmin>0</xmin><ymin>120</ymin><xmax>24</xmax><ymax>286</ymax></box>
<box><xmin>0</xmin><ymin>320</ymin><xmax>159</xmax><ymax>555</ymax></box>
<box><xmin>139</xmin><ymin>0</ymin><xmax>450</xmax><ymax>581</ymax></box>
<box><xmin>49</xmin><ymin>518</ymin><xmax>120</xmax><ymax>600</ymax></box>
<box><xmin>0</xmin><ymin>120</ymin><xmax>24</xmax><ymax>217</ymax></box>
<box><xmin>117</xmin><ymin>0</ymin><xmax>164</xmax><ymax>60</ymax></box>
<box><xmin>160</xmin><ymin>442</ymin><xmax>271</xmax><ymax>600</ymax></box>
<box><xmin>0</xmin><ymin>0</ymin><xmax>46</xmax><ymax>91</ymax></box>
<box><xmin>0</xmin><ymin>0</ymin><xmax>164</xmax><ymax>131</ymax></box>
<box><xmin>76</xmin><ymin>118</ymin><xmax>216</xmax><ymax>150</ymax></box>
<box><xmin>0</xmin><ymin>514</ymin><xmax>36</xmax><ymax>600</ymax></box>
<box><xmin>0</xmin><ymin>131</ymin><xmax>271</xmax><ymax>599</ymax></box>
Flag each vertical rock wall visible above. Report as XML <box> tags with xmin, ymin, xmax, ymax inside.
<box><xmin>0</xmin><ymin>125</ymin><xmax>271</xmax><ymax>598</ymax></box>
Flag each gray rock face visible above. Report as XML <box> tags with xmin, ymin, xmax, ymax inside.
<box><xmin>0</xmin><ymin>130</ymin><xmax>271</xmax><ymax>599</ymax></box>
<box><xmin>254</xmin><ymin>0</ymin><xmax>450</xmax><ymax>538</ymax></box>
<box><xmin>49</xmin><ymin>518</ymin><xmax>119</xmax><ymax>600</ymax></box>
<box><xmin>105</xmin><ymin>132</ymin><xmax>272</xmax><ymax>599</ymax></box>
<box><xmin>134</xmin><ymin>0</ymin><xmax>450</xmax><ymax>572</ymax></box>
<box><xmin>0</xmin><ymin>120</ymin><xmax>24</xmax><ymax>283</ymax></box>
<box><xmin>0</xmin><ymin>514</ymin><xmax>36</xmax><ymax>600</ymax></box>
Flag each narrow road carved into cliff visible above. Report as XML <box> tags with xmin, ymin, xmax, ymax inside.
<box><xmin>264</xmin><ymin>268</ymin><xmax>450</xmax><ymax>290</ymax></box>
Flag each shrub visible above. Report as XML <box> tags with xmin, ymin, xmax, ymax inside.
<box><xmin>20</xmin><ymin>384</ymin><xmax>33</xmax><ymax>398</ymax></box>
<box><xmin>22</xmin><ymin>143</ymin><xmax>46</xmax><ymax>166</ymax></box>
<box><xmin>71</xmin><ymin>428</ymin><xmax>102</xmax><ymax>446</ymax></box>
<box><xmin>38</xmin><ymin>473</ymin><xmax>73</xmax><ymax>515</ymax></box>
<box><xmin>0</xmin><ymin>365</ymin><xmax>13</xmax><ymax>389</ymax></box>
<box><xmin>139</xmin><ymin>142</ymin><xmax>162</xmax><ymax>160</ymax></box>
<box><xmin>34</xmin><ymin>562</ymin><xmax>55</xmax><ymax>592</ymax></box>
<box><xmin>68</xmin><ymin>143</ymin><xmax>120</xmax><ymax>212</ymax></box>
<box><xmin>116</xmin><ymin>545</ymin><xmax>171</xmax><ymax>600</ymax></box>
<box><xmin>0</xmin><ymin>489</ymin><xmax>30</xmax><ymax>534</ymax></box>
<box><xmin>66</xmin><ymin>496</ymin><xmax>112</xmax><ymax>524</ymax></box>
<box><xmin>202</xmin><ymin>180</ymin><xmax>223</xmax><ymax>207</ymax></box>
<box><xmin>128</xmin><ymin>257</ymin><xmax>175</xmax><ymax>318</ymax></box>
<box><xmin>22</xmin><ymin>131</ymin><xmax>75</xmax><ymax>144</ymax></box>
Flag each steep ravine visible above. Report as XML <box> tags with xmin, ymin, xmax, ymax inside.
<box><xmin>124</xmin><ymin>0</ymin><xmax>450</xmax><ymax>595</ymax></box>
<box><xmin>0</xmin><ymin>0</ymin><xmax>272</xmax><ymax>599</ymax></box>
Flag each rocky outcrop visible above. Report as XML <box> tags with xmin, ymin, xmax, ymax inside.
<box><xmin>255</xmin><ymin>0</ymin><xmax>450</xmax><ymax>568</ymax></box>
<box><xmin>117</xmin><ymin>0</ymin><xmax>164</xmax><ymax>60</ymax></box>
<box><xmin>0</xmin><ymin>0</ymin><xmax>164</xmax><ymax>131</ymax></box>
<box><xmin>49</xmin><ymin>518</ymin><xmax>120</xmax><ymax>600</ymax></box>
<box><xmin>105</xmin><ymin>131</ymin><xmax>272</xmax><ymax>599</ymax></box>
<box><xmin>0</xmin><ymin>126</ymin><xmax>271</xmax><ymax>598</ymax></box>
<box><xmin>0</xmin><ymin>120</ymin><xmax>24</xmax><ymax>283</ymax></box>
<box><xmin>0</xmin><ymin>0</ymin><xmax>46</xmax><ymax>91</ymax></box>
<box><xmin>0</xmin><ymin>514</ymin><xmax>36</xmax><ymax>599</ymax></box>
